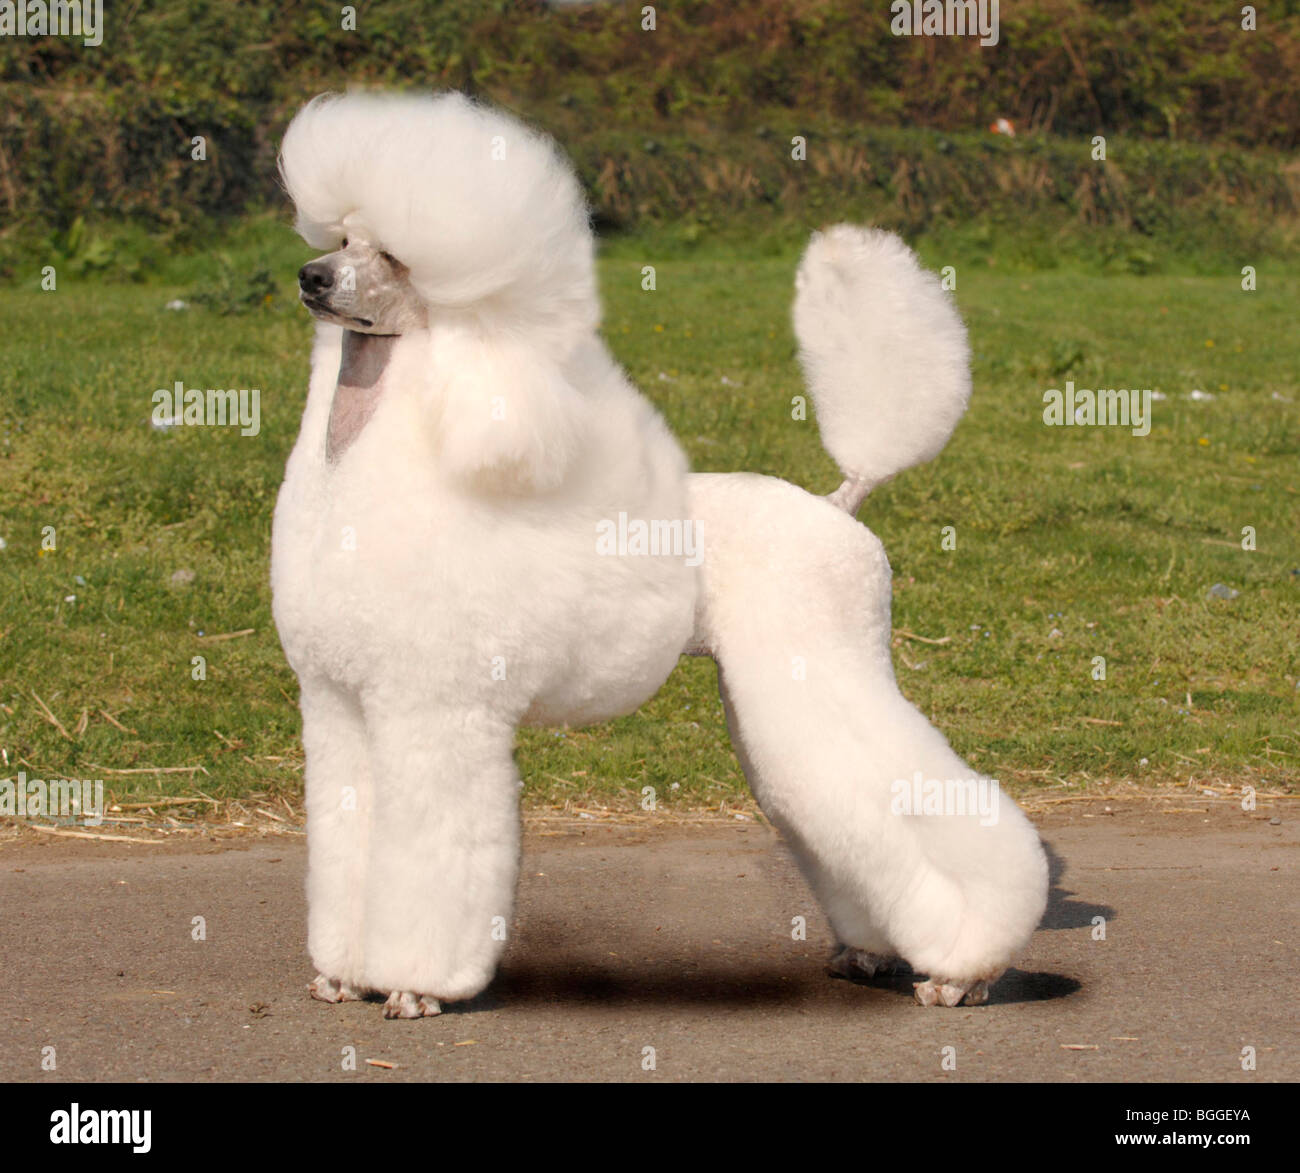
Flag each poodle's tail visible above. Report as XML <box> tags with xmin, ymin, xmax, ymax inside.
<box><xmin>791</xmin><ymin>226</ymin><xmax>971</xmax><ymax>514</ymax></box>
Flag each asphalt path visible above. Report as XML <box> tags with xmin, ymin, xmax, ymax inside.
<box><xmin>1</xmin><ymin>802</ymin><xmax>1294</xmax><ymax>1081</ymax></box>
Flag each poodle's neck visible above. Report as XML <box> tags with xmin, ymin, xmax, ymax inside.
<box><xmin>327</xmin><ymin>331</ymin><xmax>398</xmax><ymax>462</ymax></box>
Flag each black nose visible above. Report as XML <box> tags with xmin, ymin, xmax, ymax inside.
<box><xmin>298</xmin><ymin>261</ymin><xmax>334</xmax><ymax>296</ymax></box>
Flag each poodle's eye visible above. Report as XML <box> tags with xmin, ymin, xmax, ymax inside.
<box><xmin>340</xmin><ymin>237</ymin><xmax>349</xmax><ymax>248</ymax></box>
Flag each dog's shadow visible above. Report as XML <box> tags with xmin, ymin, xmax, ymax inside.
<box><xmin>824</xmin><ymin>961</ymin><xmax>1079</xmax><ymax>1006</ymax></box>
<box><xmin>458</xmin><ymin>958</ymin><xmax>1079</xmax><ymax>1013</ymax></box>
<box><xmin>483</xmin><ymin>961</ymin><xmax>816</xmax><ymax>1011</ymax></box>
<box><xmin>1039</xmin><ymin>840</ymin><xmax>1116</xmax><ymax>931</ymax></box>
<box><xmin>434</xmin><ymin>842</ymin><xmax>1096</xmax><ymax>1014</ymax></box>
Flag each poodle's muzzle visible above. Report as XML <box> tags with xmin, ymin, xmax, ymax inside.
<box><xmin>298</xmin><ymin>258</ymin><xmax>375</xmax><ymax>329</ymax></box>
<box><xmin>296</xmin><ymin>239</ymin><xmax>428</xmax><ymax>336</ymax></box>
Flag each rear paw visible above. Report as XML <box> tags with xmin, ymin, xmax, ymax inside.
<box><xmin>383</xmin><ymin>990</ymin><xmax>443</xmax><ymax>1019</ymax></box>
<box><xmin>827</xmin><ymin>945</ymin><xmax>900</xmax><ymax>981</ymax></box>
<box><xmin>912</xmin><ymin>977</ymin><xmax>991</xmax><ymax>1007</ymax></box>
<box><xmin>308</xmin><ymin>973</ymin><xmax>367</xmax><ymax>1003</ymax></box>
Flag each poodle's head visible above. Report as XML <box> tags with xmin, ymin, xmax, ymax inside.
<box><xmin>280</xmin><ymin>90</ymin><xmax>599</xmax><ymax>347</ymax></box>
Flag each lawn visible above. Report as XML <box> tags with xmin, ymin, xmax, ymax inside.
<box><xmin>1</xmin><ymin>220</ymin><xmax>1296</xmax><ymax>815</ymax></box>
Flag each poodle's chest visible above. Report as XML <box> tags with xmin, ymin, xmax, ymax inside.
<box><xmin>270</xmin><ymin>463</ymin><xmax>459</xmax><ymax>653</ymax></box>
<box><xmin>269</xmin><ymin>331</ymin><xmax>698</xmax><ymax>710</ymax></box>
<box><xmin>270</xmin><ymin>465</ymin><xmax>696</xmax><ymax>712</ymax></box>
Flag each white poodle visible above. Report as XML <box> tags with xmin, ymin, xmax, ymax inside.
<box><xmin>272</xmin><ymin>91</ymin><xmax>1047</xmax><ymax>1018</ymax></box>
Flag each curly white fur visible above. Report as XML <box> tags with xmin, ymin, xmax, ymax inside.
<box><xmin>793</xmin><ymin>225</ymin><xmax>972</xmax><ymax>507</ymax></box>
<box><xmin>272</xmin><ymin>90</ymin><xmax>1047</xmax><ymax>1012</ymax></box>
<box><xmin>280</xmin><ymin>90</ymin><xmax>598</xmax><ymax>356</ymax></box>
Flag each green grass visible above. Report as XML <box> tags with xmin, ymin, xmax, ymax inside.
<box><xmin>1</xmin><ymin>222</ymin><xmax>1297</xmax><ymax>813</ymax></box>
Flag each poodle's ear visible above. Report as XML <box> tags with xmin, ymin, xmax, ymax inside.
<box><xmin>425</xmin><ymin>329</ymin><xmax>590</xmax><ymax>495</ymax></box>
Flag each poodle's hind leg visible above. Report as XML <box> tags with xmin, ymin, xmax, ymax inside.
<box><xmin>688</xmin><ymin>474</ymin><xmax>1048</xmax><ymax>1006</ymax></box>
<box><xmin>358</xmin><ymin>698</ymin><xmax>521</xmax><ymax>1015</ymax></box>
<box><xmin>721</xmin><ymin>707</ymin><xmax>902</xmax><ymax>981</ymax></box>
<box><xmin>815</xmin><ymin>847</ymin><xmax>902</xmax><ymax>981</ymax></box>
<box><xmin>826</xmin><ymin>945</ymin><xmax>903</xmax><ymax>982</ymax></box>
<box><xmin>720</xmin><ymin>674</ymin><xmax>903</xmax><ymax>984</ymax></box>
<box><xmin>301</xmin><ymin>676</ymin><xmax>374</xmax><ymax>1001</ymax></box>
<box><xmin>824</xmin><ymin>922</ymin><xmax>905</xmax><ymax>983</ymax></box>
<box><xmin>716</xmin><ymin>641</ymin><xmax>1036</xmax><ymax>1009</ymax></box>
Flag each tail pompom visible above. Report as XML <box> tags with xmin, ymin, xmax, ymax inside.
<box><xmin>792</xmin><ymin>226</ymin><xmax>971</xmax><ymax>507</ymax></box>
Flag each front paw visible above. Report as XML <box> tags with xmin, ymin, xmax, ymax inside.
<box><xmin>912</xmin><ymin>976</ymin><xmax>991</xmax><ymax>1007</ymax></box>
<box><xmin>383</xmin><ymin>990</ymin><xmax>443</xmax><ymax>1019</ymax></box>
<box><xmin>308</xmin><ymin>973</ymin><xmax>367</xmax><ymax>1003</ymax></box>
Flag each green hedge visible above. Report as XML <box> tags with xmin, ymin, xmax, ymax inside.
<box><xmin>0</xmin><ymin>0</ymin><xmax>1296</xmax><ymax>245</ymax></box>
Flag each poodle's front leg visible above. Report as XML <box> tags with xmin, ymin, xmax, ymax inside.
<box><xmin>301</xmin><ymin>676</ymin><xmax>373</xmax><ymax>998</ymax></box>
<box><xmin>358</xmin><ymin>700</ymin><xmax>521</xmax><ymax>1014</ymax></box>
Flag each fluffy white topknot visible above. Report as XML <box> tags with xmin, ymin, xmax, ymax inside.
<box><xmin>279</xmin><ymin>90</ymin><xmax>599</xmax><ymax>346</ymax></box>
